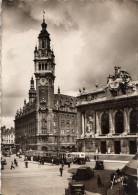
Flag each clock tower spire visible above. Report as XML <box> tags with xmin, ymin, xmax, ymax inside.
<box><xmin>34</xmin><ymin>17</ymin><xmax>55</xmax><ymax>136</ymax></box>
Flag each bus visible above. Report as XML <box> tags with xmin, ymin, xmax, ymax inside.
<box><xmin>24</xmin><ymin>150</ymin><xmax>86</xmax><ymax>164</ymax></box>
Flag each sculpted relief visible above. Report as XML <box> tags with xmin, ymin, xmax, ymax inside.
<box><xmin>85</xmin><ymin>112</ymin><xmax>95</xmax><ymax>137</ymax></box>
<box><xmin>106</xmin><ymin>66</ymin><xmax>136</xmax><ymax>96</ymax></box>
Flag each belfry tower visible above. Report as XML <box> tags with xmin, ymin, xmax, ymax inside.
<box><xmin>34</xmin><ymin>17</ymin><xmax>55</xmax><ymax>145</ymax></box>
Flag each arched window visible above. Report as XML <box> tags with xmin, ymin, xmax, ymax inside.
<box><xmin>115</xmin><ymin>111</ymin><xmax>124</xmax><ymax>134</ymax></box>
<box><xmin>41</xmin><ymin>146</ymin><xmax>47</xmax><ymax>151</ymax></box>
<box><xmin>130</xmin><ymin>110</ymin><xmax>138</xmax><ymax>133</ymax></box>
<box><xmin>42</xmin><ymin>40</ymin><xmax>45</xmax><ymax>48</ymax></box>
<box><xmin>101</xmin><ymin>113</ymin><xmax>109</xmax><ymax>134</ymax></box>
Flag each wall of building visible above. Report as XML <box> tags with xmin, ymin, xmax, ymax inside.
<box><xmin>77</xmin><ymin>96</ymin><xmax>138</xmax><ymax>154</ymax></box>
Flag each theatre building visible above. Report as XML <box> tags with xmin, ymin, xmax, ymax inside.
<box><xmin>15</xmin><ymin>19</ymin><xmax>77</xmax><ymax>153</ymax></box>
<box><xmin>76</xmin><ymin>67</ymin><xmax>138</xmax><ymax>154</ymax></box>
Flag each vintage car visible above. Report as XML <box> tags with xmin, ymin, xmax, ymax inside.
<box><xmin>73</xmin><ymin>158</ymin><xmax>86</xmax><ymax>165</ymax></box>
<box><xmin>2</xmin><ymin>151</ymin><xmax>10</xmax><ymax>157</ymax></box>
<box><xmin>72</xmin><ymin>166</ymin><xmax>94</xmax><ymax>181</ymax></box>
<box><xmin>65</xmin><ymin>182</ymin><xmax>86</xmax><ymax>195</ymax></box>
<box><xmin>1</xmin><ymin>158</ymin><xmax>7</xmax><ymax>170</ymax></box>
<box><xmin>95</xmin><ymin>160</ymin><xmax>104</xmax><ymax>170</ymax></box>
<box><xmin>1</xmin><ymin>158</ymin><xmax>7</xmax><ymax>165</ymax></box>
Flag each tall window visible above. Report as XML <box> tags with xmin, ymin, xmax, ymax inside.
<box><xmin>39</xmin><ymin>63</ymin><xmax>41</xmax><ymax>70</ymax></box>
<box><xmin>101</xmin><ymin>113</ymin><xmax>109</xmax><ymax>134</ymax></box>
<box><xmin>42</xmin><ymin>63</ymin><xmax>44</xmax><ymax>70</ymax></box>
<box><xmin>42</xmin><ymin>40</ymin><xmax>45</xmax><ymax>48</ymax></box>
<box><xmin>115</xmin><ymin>111</ymin><xmax>124</xmax><ymax>133</ymax></box>
<box><xmin>130</xmin><ymin>110</ymin><xmax>138</xmax><ymax>133</ymax></box>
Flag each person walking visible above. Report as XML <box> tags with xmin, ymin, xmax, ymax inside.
<box><xmin>25</xmin><ymin>160</ymin><xmax>28</xmax><ymax>168</ymax></box>
<box><xmin>68</xmin><ymin>162</ymin><xmax>70</xmax><ymax>168</ymax></box>
<box><xmin>97</xmin><ymin>175</ymin><xmax>103</xmax><ymax>187</ymax></box>
<box><xmin>59</xmin><ymin>165</ymin><xmax>63</xmax><ymax>177</ymax></box>
<box><xmin>14</xmin><ymin>158</ymin><xmax>18</xmax><ymax>167</ymax></box>
<box><xmin>52</xmin><ymin>158</ymin><xmax>54</xmax><ymax>165</ymax></box>
<box><xmin>11</xmin><ymin>161</ymin><xmax>15</xmax><ymax>170</ymax></box>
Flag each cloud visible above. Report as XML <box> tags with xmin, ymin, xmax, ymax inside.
<box><xmin>1</xmin><ymin>0</ymin><xmax>138</xmax><ymax>127</ymax></box>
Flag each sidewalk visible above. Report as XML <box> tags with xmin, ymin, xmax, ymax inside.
<box><xmin>90</xmin><ymin>159</ymin><xmax>129</xmax><ymax>163</ymax></box>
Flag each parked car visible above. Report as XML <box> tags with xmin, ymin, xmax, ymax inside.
<box><xmin>65</xmin><ymin>182</ymin><xmax>86</xmax><ymax>195</ymax></box>
<box><xmin>2</xmin><ymin>151</ymin><xmax>10</xmax><ymax>157</ymax></box>
<box><xmin>73</xmin><ymin>158</ymin><xmax>86</xmax><ymax>165</ymax></box>
<box><xmin>1</xmin><ymin>158</ymin><xmax>7</xmax><ymax>165</ymax></box>
<box><xmin>95</xmin><ymin>160</ymin><xmax>104</xmax><ymax>170</ymax></box>
<box><xmin>72</xmin><ymin>166</ymin><xmax>94</xmax><ymax>181</ymax></box>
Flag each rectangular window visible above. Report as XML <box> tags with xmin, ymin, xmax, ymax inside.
<box><xmin>54</xmin><ymin>129</ymin><xmax>56</xmax><ymax>134</ymax></box>
<box><xmin>61</xmin><ymin>130</ymin><xmax>64</xmax><ymax>134</ymax></box>
<box><xmin>67</xmin><ymin>136</ymin><xmax>70</xmax><ymax>142</ymax></box>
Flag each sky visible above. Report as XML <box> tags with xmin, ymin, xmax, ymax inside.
<box><xmin>1</xmin><ymin>0</ymin><xmax>138</xmax><ymax>128</ymax></box>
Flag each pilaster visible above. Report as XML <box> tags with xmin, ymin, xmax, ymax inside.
<box><xmin>96</xmin><ymin>111</ymin><xmax>100</xmax><ymax>136</ymax></box>
<box><xmin>109</xmin><ymin>109</ymin><xmax>114</xmax><ymax>135</ymax></box>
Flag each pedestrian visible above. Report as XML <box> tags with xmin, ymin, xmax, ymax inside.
<box><xmin>52</xmin><ymin>158</ymin><xmax>54</xmax><ymax>165</ymax></box>
<box><xmin>94</xmin><ymin>155</ymin><xmax>96</xmax><ymax>161</ymax></box>
<box><xmin>39</xmin><ymin>158</ymin><xmax>41</xmax><ymax>165</ymax></box>
<box><xmin>68</xmin><ymin>162</ymin><xmax>70</xmax><ymax>168</ymax></box>
<box><xmin>25</xmin><ymin>160</ymin><xmax>28</xmax><ymax>168</ymax></box>
<box><xmin>97</xmin><ymin>175</ymin><xmax>103</xmax><ymax>187</ymax></box>
<box><xmin>42</xmin><ymin>158</ymin><xmax>44</xmax><ymax>165</ymax></box>
<box><xmin>14</xmin><ymin>158</ymin><xmax>18</xmax><ymax>167</ymax></box>
<box><xmin>11</xmin><ymin>161</ymin><xmax>15</xmax><ymax>170</ymax></box>
<box><xmin>59</xmin><ymin>166</ymin><xmax>63</xmax><ymax>177</ymax></box>
<box><xmin>15</xmin><ymin>159</ymin><xmax>18</xmax><ymax>167</ymax></box>
<box><xmin>61</xmin><ymin>160</ymin><xmax>64</xmax><ymax>169</ymax></box>
<box><xmin>14</xmin><ymin>158</ymin><xmax>16</xmax><ymax>165</ymax></box>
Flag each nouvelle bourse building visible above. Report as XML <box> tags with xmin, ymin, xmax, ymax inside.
<box><xmin>76</xmin><ymin>67</ymin><xmax>138</xmax><ymax>154</ymax></box>
<box><xmin>15</xmin><ymin>19</ymin><xmax>77</xmax><ymax>153</ymax></box>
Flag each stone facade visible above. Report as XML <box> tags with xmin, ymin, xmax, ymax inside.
<box><xmin>76</xmin><ymin>67</ymin><xmax>138</xmax><ymax>154</ymax></box>
<box><xmin>15</xmin><ymin>19</ymin><xmax>77</xmax><ymax>153</ymax></box>
<box><xmin>1</xmin><ymin>126</ymin><xmax>15</xmax><ymax>149</ymax></box>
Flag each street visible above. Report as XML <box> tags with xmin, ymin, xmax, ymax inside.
<box><xmin>1</xmin><ymin>155</ymin><xmax>127</xmax><ymax>195</ymax></box>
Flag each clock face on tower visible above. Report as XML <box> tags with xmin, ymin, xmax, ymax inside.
<box><xmin>39</xmin><ymin>78</ymin><xmax>47</xmax><ymax>86</ymax></box>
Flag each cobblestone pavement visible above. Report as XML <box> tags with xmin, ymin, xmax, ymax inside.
<box><xmin>1</xmin><ymin>155</ymin><xmax>127</xmax><ymax>195</ymax></box>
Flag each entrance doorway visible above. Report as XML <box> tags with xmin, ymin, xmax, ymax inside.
<box><xmin>129</xmin><ymin>141</ymin><xmax>137</xmax><ymax>154</ymax></box>
<box><xmin>114</xmin><ymin>141</ymin><xmax>121</xmax><ymax>154</ymax></box>
<box><xmin>101</xmin><ymin>141</ymin><xmax>106</xmax><ymax>154</ymax></box>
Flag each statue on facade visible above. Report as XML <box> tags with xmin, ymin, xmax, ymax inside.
<box><xmin>106</xmin><ymin>66</ymin><xmax>134</xmax><ymax>96</ymax></box>
<box><xmin>86</xmin><ymin>114</ymin><xmax>94</xmax><ymax>133</ymax></box>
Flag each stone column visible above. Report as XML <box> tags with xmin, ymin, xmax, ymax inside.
<box><xmin>127</xmin><ymin>108</ymin><xmax>132</xmax><ymax>134</ymax></box>
<box><xmin>82</xmin><ymin>112</ymin><xmax>85</xmax><ymax>135</ymax></box>
<box><xmin>109</xmin><ymin>110</ymin><xmax>114</xmax><ymax>135</ymax></box>
<box><xmin>96</xmin><ymin>112</ymin><xmax>100</xmax><ymax>136</ymax></box>
<box><xmin>112</xmin><ymin>110</ymin><xmax>117</xmax><ymax>134</ymax></box>
<box><xmin>124</xmin><ymin>108</ymin><xmax>129</xmax><ymax>135</ymax></box>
